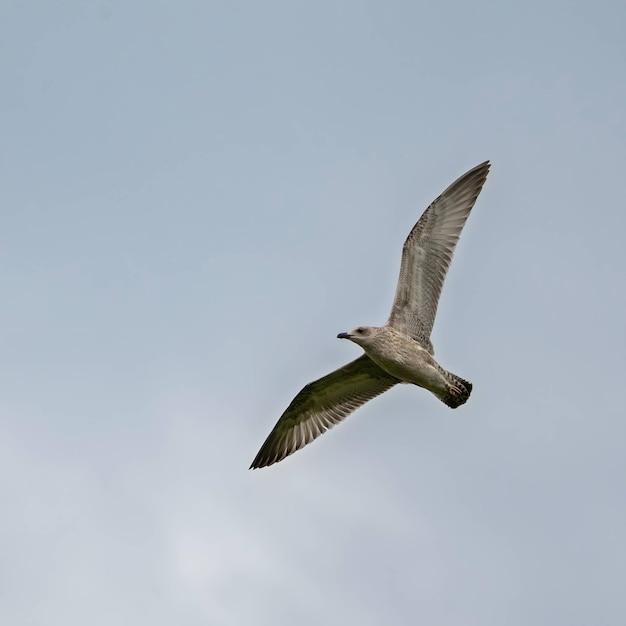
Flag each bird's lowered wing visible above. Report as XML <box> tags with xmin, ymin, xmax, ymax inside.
<box><xmin>250</xmin><ymin>355</ymin><xmax>399</xmax><ymax>468</ymax></box>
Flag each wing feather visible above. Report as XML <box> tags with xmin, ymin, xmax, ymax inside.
<box><xmin>388</xmin><ymin>161</ymin><xmax>490</xmax><ymax>351</ymax></box>
<box><xmin>250</xmin><ymin>355</ymin><xmax>399</xmax><ymax>468</ymax></box>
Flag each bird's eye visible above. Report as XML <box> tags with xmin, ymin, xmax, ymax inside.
<box><xmin>357</xmin><ymin>328</ymin><xmax>364</xmax><ymax>334</ymax></box>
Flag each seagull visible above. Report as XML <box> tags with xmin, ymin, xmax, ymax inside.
<box><xmin>250</xmin><ymin>161</ymin><xmax>490</xmax><ymax>469</ymax></box>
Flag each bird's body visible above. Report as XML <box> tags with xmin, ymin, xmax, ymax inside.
<box><xmin>349</xmin><ymin>325</ymin><xmax>472</xmax><ymax>409</ymax></box>
<box><xmin>250</xmin><ymin>161</ymin><xmax>490</xmax><ymax>469</ymax></box>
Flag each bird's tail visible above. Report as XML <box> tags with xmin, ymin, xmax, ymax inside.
<box><xmin>438</xmin><ymin>371</ymin><xmax>472</xmax><ymax>408</ymax></box>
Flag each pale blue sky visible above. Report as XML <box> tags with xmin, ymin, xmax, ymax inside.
<box><xmin>1</xmin><ymin>2</ymin><xmax>625</xmax><ymax>625</ymax></box>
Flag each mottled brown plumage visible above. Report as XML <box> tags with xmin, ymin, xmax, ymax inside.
<box><xmin>250</xmin><ymin>162</ymin><xmax>490</xmax><ymax>469</ymax></box>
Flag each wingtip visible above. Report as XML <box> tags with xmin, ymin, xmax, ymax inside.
<box><xmin>461</xmin><ymin>160</ymin><xmax>491</xmax><ymax>189</ymax></box>
<box><xmin>249</xmin><ymin>456</ymin><xmax>267</xmax><ymax>470</ymax></box>
<box><xmin>249</xmin><ymin>449</ymin><xmax>284</xmax><ymax>470</ymax></box>
<box><xmin>471</xmin><ymin>160</ymin><xmax>491</xmax><ymax>174</ymax></box>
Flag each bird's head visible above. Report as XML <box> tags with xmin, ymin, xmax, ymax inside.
<box><xmin>337</xmin><ymin>326</ymin><xmax>378</xmax><ymax>347</ymax></box>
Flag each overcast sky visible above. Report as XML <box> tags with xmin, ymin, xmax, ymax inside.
<box><xmin>1</xmin><ymin>2</ymin><xmax>625</xmax><ymax>625</ymax></box>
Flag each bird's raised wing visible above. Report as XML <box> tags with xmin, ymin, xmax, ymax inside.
<box><xmin>387</xmin><ymin>161</ymin><xmax>490</xmax><ymax>351</ymax></box>
<box><xmin>250</xmin><ymin>355</ymin><xmax>399</xmax><ymax>469</ymax></box>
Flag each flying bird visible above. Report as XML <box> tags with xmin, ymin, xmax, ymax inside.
<box><xmin>250</xmin><ymin>161</ymin><xmax>490</xmax><ymax>469</ymax></box>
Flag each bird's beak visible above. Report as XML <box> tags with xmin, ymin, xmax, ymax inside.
<box><xmin>337</xmin><ymin>332</ymin><xmax>351</xmax><ymax>339</ymax></box>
